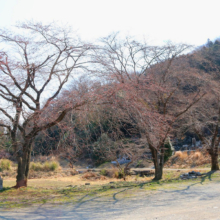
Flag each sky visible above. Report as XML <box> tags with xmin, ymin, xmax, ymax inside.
<box><xmin>0</xmin><ymin>0</ymin><xmax>220</xmax><ymax>46</ymax></box>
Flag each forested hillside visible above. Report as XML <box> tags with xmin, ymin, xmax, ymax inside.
<box><xmin>0</xmin><ymin>22</ymin><xmax>220</xmax><ymax>187</ymax></box>
<box><xmin>29</xmin><ymin>39</ymin><xmax>220</xmax><ymax>163</ymax></box>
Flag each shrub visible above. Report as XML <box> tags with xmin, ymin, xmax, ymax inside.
<box><xmin>192</xmin><ymin>151</ymin><xmax>202</xmax><ymax>160</ymax></box>
<box><xmin>0</xmin><ymin>159</ymin><xmax>12</xmax><ymax>171</ymax></box>
<box><xmin>175</xmin><ymin>151</ymin><xmax>188</xmax><ymax>160</ymax></box>
<box><xmin>82</xmin><ymin>172</ymin><xmax>98</xmax><ymax>180</ymax></box>
<box><xmin>30</xmin><ymin>162</ymin><xmax>43</xmax><ymax>171</ymax></box>
<box><xmin>174</xmin><ymin>151</ymin><xmax>182</xmax><ymax>158</ymax></box>
<box><xmin>164</xmin><ymin>138</ymin><xmax>174</xmax><ymax>162</ymax></box>
<box><xmin>30</xmin><ymin>161</ymin><xmax>60</xmax><ymax>172</ymax></box>
<box><xmin>136</xmin><ymin>160</ymin><xmax>144</xmax><ymax>168</ymax></box>
<box><xmin>48</xmin><ymin>161</ymin><xmax>59</xmax><ymax>171</ymax></box>
<box><xmin>113</xmin><ymin>169</ymin><xmax>125</xmax><ymax>179</ymax></box>
<box><xmin>100</xmin><ymin>169</ymin><xmax>108</xmax><ymax>176</ymax></box>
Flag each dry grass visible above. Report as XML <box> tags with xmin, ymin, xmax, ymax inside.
<box><xmin>0</xmin><ymin>159</ymin><xmax>12</xmax><ymax>171</ymax></box>
<box><xmin>191</xmin><ymin>151</ymin><xmax>202</xmax><ymax>160</ymax></box>
<box><xmin>81</xmin><ymin>172</ymin><xmax>107</xmax><ymax>181</ymax></box>
<box><xmin>3</xmin><ymin>173</ymin><xmax>154</xmax><ymax>189</ymax></box>
<box><xmin>174</xmin><ymin>151</ymin><xmax>188</xmax><ymax>160</ymax></box>
<box><xmin>165</xmin><ymin>150</ymin><xmax>211</xmax><ymax>168</ymax></box>
<box><xmin>30</xmin><ymin>161</ymin><xmax>60</xmax><ymax>172</ymax></box>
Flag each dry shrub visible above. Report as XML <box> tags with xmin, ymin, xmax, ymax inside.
<box><xmin>174</xmin><ymin>151</ymin><xmax>188</xmax><ymax>160</ymax></box>
<box><xmin>174</xmin><ymin>151</ymin><xmax>182</xmax><ymax>158</ymax></box>
<box><xmin>81</xmin><ymin>172</ymin><xmax>99</xmax><ymax>180</ymax></box>
<box><xmin>100</xmin><ymin>169</ymin><xmax>108</xmax><ymax>176</ymax></box>
<box><xmin>70</xmin><ymin>169</ymin><xmax>78</xmax><ymax>175</ymax></box>
<box><xmin>30</xmin><ymin>162</ymin><xmax>42</xmax><ymax>171</ymax></box>
<box><xmin>30</xmin><ymin>161</ymin><xmax>60</xmax><ymax>172</ymax></box>
<box><xmin>191</xmin><ymin>151</ymin><xmax>202</xmax><ymax>160</ymax></box>
<box><xmin>100</xmin><ymin>175</ymin><xmax>107</xmax><ymax>180</ymax></box>
<box><xmin>106</xmin><ymin>167</ymin><xmax>119</xmax><ymax>178</ymax></box>
<box><xmin>166</xmin><ymin>150</ymin><xmax>211</xmax><ymax>168</ymax></box>
<box><xmin>81</xmin><ymin>172</ymin><xmax>107</xmax><ymax>180</ymax></box>
<box><xmin>0</xmin><ymin>159</ymin><xmax>12</xmax><ymax>171</ymax></box>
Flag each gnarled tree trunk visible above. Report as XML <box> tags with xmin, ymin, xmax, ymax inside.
<box><xmin>150</xmin><ymin>146</ymin><xmax>164</xmax><ymax>180</ymax></box>
<box><xmin>207</xmin><ymin>147</ymin><xmax>219</xmax><ymax>171</ymax></box>
<box><xmin>14</xmin><ymin>140</ymin><xmax>32</xmax><ymax>188</ymax></box>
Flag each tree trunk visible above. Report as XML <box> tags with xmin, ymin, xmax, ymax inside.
<box><xmin>208</xmin><ymin>147</ymin><xmax>219</xmax><ymax>171</ymax></box>
<box><xmin>149</xmin><ymin>146</ymin><xmax>163</xmax><ymax>180</ymax></box>
<box><xmin>154</xmin><ymin>164</ymin><xmax>163</xmax><ymax>180</ymax></box>
<box><xmin>14</xmin><ymin>140</ymin><xmax>32</xmax><ymax>188</ymax></box>
<box><xmin>211</xmin><ymin>152</ymin><xmax>219</xmax><ymax>171</ymax></box>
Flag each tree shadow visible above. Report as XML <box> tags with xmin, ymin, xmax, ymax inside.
<box><xmin>0</xmin><ymin>187</ymin><xmax>11</xmax><ymax>193</ymax></box>
<box><xmin>200</xmin><ymin>170</ymin><xmax>217</xmax><ymax>184</ymax></box>
<box><xmin>1</xmin><ymin>172</ymin><xmax>220</xmax><ymax>219</ymax></box>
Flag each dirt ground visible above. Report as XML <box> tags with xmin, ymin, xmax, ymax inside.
<box><xmin>1</xmin><ymin>172</ymin><xmax>220</xmax><ymax>220</ymax></box>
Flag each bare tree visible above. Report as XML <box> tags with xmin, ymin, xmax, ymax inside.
<box><xmin>0</xmin><ymin>22</ymin><xmax>93</xmax><ymax>188</ymax></box>
<box><xmin>185</xmin><ymin>47</ymin><xmax>220</xmax><ymax>170</ymax></box>
<box><xmin>93</xmin><ymin>34</ymin><xmax>205</xmax><ymax>180</ymax></box>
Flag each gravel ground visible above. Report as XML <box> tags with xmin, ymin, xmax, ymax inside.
<box><xmin>1</xmin><ymin>180</ymin><xmax>220</xmax><ymax>220</ymax></box>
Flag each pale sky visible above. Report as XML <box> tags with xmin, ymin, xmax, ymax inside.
<box><xmin>0</xmin><ymin>0</ymin><xmax>220</xmax><ymax>46</ymax></box>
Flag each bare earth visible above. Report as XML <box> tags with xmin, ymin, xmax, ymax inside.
<box><xmin>1</xmin><ymin>179</ymin><xmax>220</xmax><ymax>220</ymax></box>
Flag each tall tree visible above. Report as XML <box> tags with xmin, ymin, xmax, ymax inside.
<box><xmin>186</xmin><ymin>44</ymin><xmax>220</xmax><ymax>170</ymax></box>
<box><xmin>93</xmin><ymin>34</ymin><xmax>205</xmax><ymax>180</ymax></box>
<box><xmin>0</xmin><ymin>22</ymin><xmax>92</xmax><ymax>188</ymax></box>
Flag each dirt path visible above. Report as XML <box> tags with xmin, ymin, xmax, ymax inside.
<box><xmin>1</xmin><ymin>179</ymin><xmax>220</xmax><ymax>220</ymax></box>
<box><xmin>69</xmin><ymin>168</ymin><xmax>211</xmax><ymax>172</ymax></box>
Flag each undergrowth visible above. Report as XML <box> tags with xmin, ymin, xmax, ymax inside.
<box><xmin>0</xmin><ymin>159</ymin><xmax>12</xmax><ymax>171</ymax></box>
<box><xmin>30</xmin><ymin>161</ymin><xmax>60</xmax><ymax>172</ymax></box>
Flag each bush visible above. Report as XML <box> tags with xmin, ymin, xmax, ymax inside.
<box><xmin>47</xmin><ymin>161</ymin><xmax>59</xmax><ymax>171</ymax></box>
<box><xmin>164</xmin><ymin>138</ymin><xmax>174</xmax><ymax>162</ymax></box>
<box><xmin>30</xmin><ymin>162</ymin><xmax>43</xmax><ymax>171</ymax></box>
<box><xmin>0</xmin><ymin>159</ymin><xmax>12</xmax><ymax>171</ymax></box>
<box><xmin>136</xmin><ymin>160</ymin><xmax>144</xmax><ymax>168</ymax></box>
<box><xmin>175</xmin><ymin>151</ymin><xmax>188</xmax><ymax>160</ymax></box>
<box><xmin>82</xmin><ymin>172</ymin><xmax>99</xmax><ymax>180</ymax></box>
<box><xmin>100</xmin><ymin>169</ymin><xmax>108</xmax><ymax>176</ymax></box>
<box><xmin>30</xmin><ymin>161</ymin><xmax>60</xmax><ymax>172</ymax></box>
<box><xmin>113</xmin><ymin>169</ymin><xmax>125</xmax><ymax>179</ymax></box>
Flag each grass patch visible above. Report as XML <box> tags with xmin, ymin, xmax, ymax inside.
<box><xmin>1</xmin><ymin>170</ymin><xmax>220</xmax><ymax>209</ymax></box>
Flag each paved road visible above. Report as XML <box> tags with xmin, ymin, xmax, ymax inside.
<box><xmin>1</xmin><ymin>178</ymin><xmax>220</xmax><ymax>220</ymax></box>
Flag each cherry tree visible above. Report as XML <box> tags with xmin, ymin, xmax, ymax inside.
<box><xmin>185</xmin><ymin>46</ymin><xmax>220</xmax><ymax>171</ymax></box>
<box><xmin>0</xmin><ymin>22</ymin><xmax>93</xmax><ymax>188</ymax></box>
<box><xmin>93</xmin><ymin>34</ymin><xmax>205</xmax><ymax>180</ymax></box>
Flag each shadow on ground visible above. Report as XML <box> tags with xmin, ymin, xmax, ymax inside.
<box><xmin>1</xmin><ymin>171</ymin><xmax>220</xmax><ymax>219</ymax></box>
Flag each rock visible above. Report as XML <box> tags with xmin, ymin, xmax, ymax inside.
<box><xmin>76</xmin><ymin>170</ymin><xmax>83</xmax><ymax>174</ymax></box>
<box><xmin>180</xmin><ymin>170</ymin><xmax>201</xmax><ymax>180</ymax></box>
<box><xmin>110</xmin><ymin>186</ymin><xmax>116</xmax><ymax>189</ymax></box>
<box><xmin>109</xmin><ymin>182</ymin><xmax>114</xmax><ymax>184</ymax></box>
<box><xmin>85</xmin><ymin>183</ymin><xmax>90</xmax><ymax>185</ymax></box>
